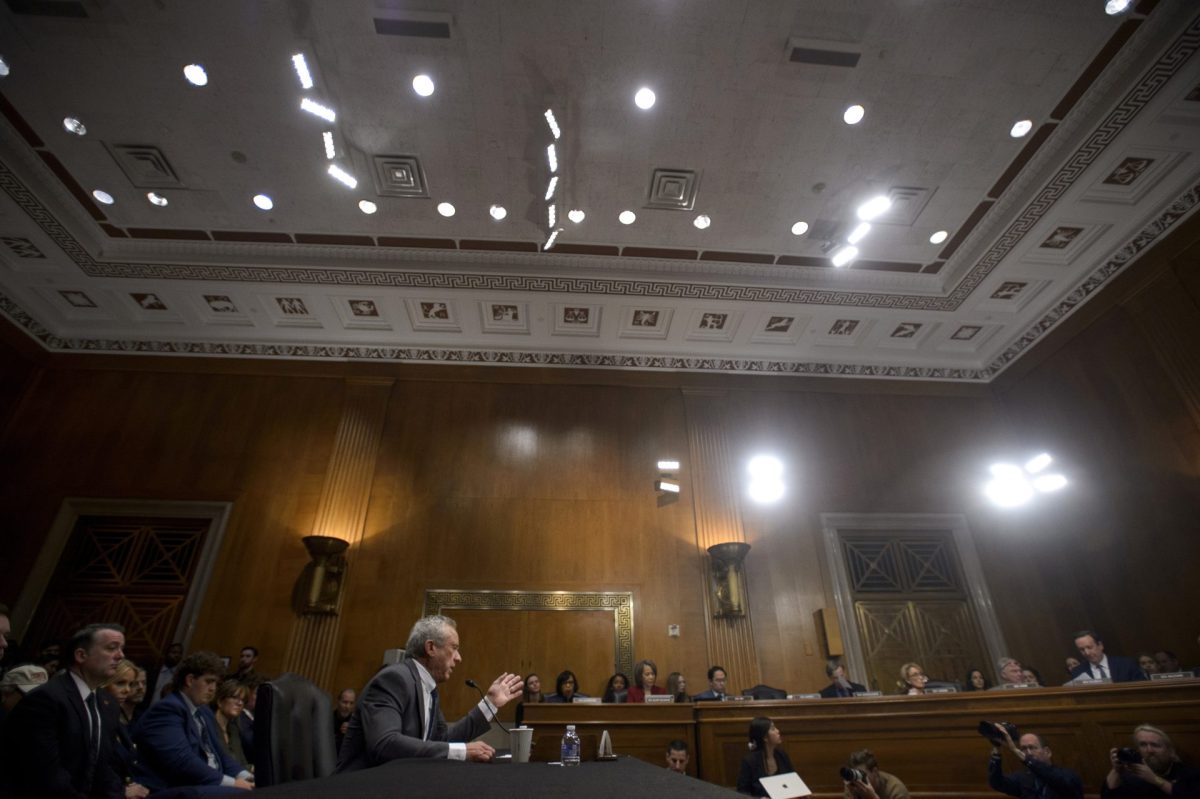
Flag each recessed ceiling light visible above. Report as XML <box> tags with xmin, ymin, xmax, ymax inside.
<box><xmin>412</xmin><ymin>74</ymin><xmax>435</xmax><ymax>97</ymax></box>
<box><xmin>545</xmin><ymin>176</ymin><xmax>558</xmax><ymax>201</ymax></box>
<box><xmin>843</xmin><ymin>104</ymin><xmax>865</xmax><ymax>125</ymax></box>
<box><xmin>847</xmin><ymin>222</ymin><xmax>871</xmax><ymax>244</ymax></box>
<box><xmin>358</xmin><ymin>200</ymin><xmax>378</xmax><ymax>215</ymax></box>
<box><xmin>619</xmin><ymin>210</ymin><xmax>636</xmax><ymax>225</ymax></box>
<box><xmin>544</xmin><ymin>109</ymin><xmax>561</xmax><ymax>140</ymax></box>
<box><xmin>63</xmin><ymin>117</ymin><xmax>86</xmax><ymax>136</ymax></box>
<box><xmin>92</xmin><ymin>189</ymin><xmax>114</xmax><ymax>205</ymax></box>
<box><xmin>301</xmin><ymin>98</ymin><xmax>336</xmax><ymax>122</ymax></box>
<box><xmin>490</xmin><ymin>204</ymin><xmax>507</xmax><ymax>221</ymax></box>
<box><xmin>252</xmin><ymin>194</ymin><xmax>274</xmax><ymax>211</ymax></box>
<box><xmin>291</xmin><ymin>53</ymin><xmax>314</xmax><ymax>89</ymax></box>
<box><xmin>856</xmin><ymin>195</ymin><xmax>892</xmax><ymax>221</ymax></box>
<box><xmin>147</xmin><ymin>192</ymin><xmax>168</xmax><ymax>207</ymax></box>
<box><xmin>791</xmin><ymin>221</ymin><xmax>810</xmax><ymax>236</ymax></box>
<box><xmin>327</xmin><ymin>164</ymin><xmax>358</xmax><ymax>189</ymax></box>
<box><xmin>929</xmin><ymin>229</ymin><xmax>949</xmax><ymax>244</ymax></box>
<box><xmin>634</xmin><ymin>87</ymin><xmax>656</xmax><ymax>110</ymax></box>
<box><xmin>322</xmin><ymin>131</ymin><xmax>336</xmax><ymax>159</ymax></box>
<box><xmin>831</xmin><ymin>245</ymin><xmax>859</xmax><ymax>268</ymax></box>
<box><xmin>437</xmin><ymin>202</ymin><xmax>455</xmax><ymax>217</ymax></box>
<box><xmin>0</xmin><ymin>56</ymin><xmax>9</xmax><ymax>77</ymax></box>
<box><xmin>1105</xmin><ymin>0</ymin><xmax>1133</xmax><ymax>14</ymax></box>
<box><xmin>1010</xmin><ymin>119</ymin><xmax>1033</xmax><ymax>138</ymax></box>
<box><xmin>567</xmin><ymin>209</ymin><xmax>585</xmax><ymax>223</ymax></box>
<box><xmin>547</xmin><ymin>143</ymin><xmax>558</xmax><ymax>173</ymax></box>
<box><xmin>693</xmin><ymin>214</ymin><xmax>711</xmax><ymax>229</ymax></box>
<box><xmin>182</xmin><ymin>64</ymin><xmax>208</xmax><ymax>86</ymax></box>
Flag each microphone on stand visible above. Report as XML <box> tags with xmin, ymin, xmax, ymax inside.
<box><xmin>466</xmin><ymin>679</ymin><xmax>511</xmax><ymax>733</ymax></box>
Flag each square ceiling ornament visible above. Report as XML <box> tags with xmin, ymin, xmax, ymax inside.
<box><xmin>372</xmin><ymin>155</ymin><xmax>429</xmax><ymax>198</ymax></box>
<box><xmin>645</xmin><ymin>168</ymin><xmax>700</xmax><ymax>210</ymax></box>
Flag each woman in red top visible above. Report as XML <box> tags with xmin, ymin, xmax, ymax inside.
<box><xmin>626</xmin><ymin>659</ymin><xmax>667</xmax><ymax>702</ymax></box>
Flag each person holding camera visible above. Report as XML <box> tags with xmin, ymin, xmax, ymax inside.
<box><xmin>1102</xmin><ymin>725</ymin><xmax>1200</xmax><ymax>798</ymax></box>
<box><xmin>986</xmin><ymin>723</ymin><xmax>1083</xmax><ymax>799</ymax></box>
<box><xmin>841</xmin><ymin>749</ymin><xmax>909</xmax><ymax>799</ymax></box>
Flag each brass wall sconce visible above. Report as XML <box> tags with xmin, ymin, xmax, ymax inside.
<box><xmin>707</xmin><ymin>541</ymin><xmax>751</xmax><ymax>617</ymax></box>
<box><xmin>292</xmin><ymin>535</ymin><xmax>350</xmax><ymax>615</ymax></box>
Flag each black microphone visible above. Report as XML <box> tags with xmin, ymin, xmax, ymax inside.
<box><xmin>466</xmin><ymin>679</ymin><xmax>511</xmax><ymax>733</ymax></box>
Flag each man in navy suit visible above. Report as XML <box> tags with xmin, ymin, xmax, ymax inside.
<box><xmin>819</xmin><ymin>658</ymin><xmax>868</xmax><ymax>698</ymax></box>
<box><xmin>1069</xmin><ymin>630</ymin><xmax>1147</xmax><ymax>683</ymax></box>
<box><xmin>133</xmin><ymin>650</ymin><xmax>253</xmax><ymax>794</ymax></box>
<box><xmin>691</xmin><ymin>665</ymin><xmax>728</xmax><ymax>701</ymax></box>
<box><xmin>0</xmin><ymin>622</ymin><xmax>126</xmax><ymax>799</ymax></box>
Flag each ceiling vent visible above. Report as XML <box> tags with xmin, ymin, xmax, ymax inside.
<box><xmin>372</xmin><ymin>155</ymin><xmax>429</xmax><ymax>198</ymax></box>
<box><xmin>372</xmin><ymin>9</ymin><xmax>452</xmax><ymax>38</ymax></box>
<box><xmin>786</xmin><ymin>36</ymin><xmax>861</xmax><ymax>68</ymax></box>
<box><xmin>107</xmin><ymin>144</ymin><xmax>184</xmax><ymax>188</ymax></box>
<box><xmin>876</xmin><ymin>186</ymin><xmax>935</xmax><ymax>226</ymax></box>
<box><xmin>645</xmin><ymin>168</ymin><xmax>700</xmax><ymax>210</ymax></box>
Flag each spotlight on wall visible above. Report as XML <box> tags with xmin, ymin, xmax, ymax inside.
<box><xmin>657</xmin><ymin>460</ymin><xmax>681</xmax><ymax>471</ymax></box>
<box><xmin>746</xmin><ymin>455</ymin><xmax>785</xmax><ymax>503</ymax></box>
<box><xmin>292</xmin><ymin>535</ymin><xmax>350</xmax><ymax>615</ymax></box>
<box><xmin>983</xmin><ymin>454</ymin><xmax>1068</xmax><ymax>508</ymax></box>
<box><xmin>655</xmin><ymin>480</ymin><xmax>681</xmax><ymax>493</ymax></box>
<box><xmin>656</xmin><ymin>458</ymin><xmax>683</xmax><ymax>505</ymax></box>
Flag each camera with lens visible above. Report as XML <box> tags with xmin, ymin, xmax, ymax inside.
<box><xmin>840</xmin><ymin>766</ymin><xmax>867</xmax><ymax>783</ymax></box>
<box><xmin>1116</xmin><ymin>747</ymin><xmax>1142</xmax><ymax>765</ymax></box>
<box><xmin>978</xmin><ymin>720</ymin><xmax>1020</xmax><ymax>745</ymax></box>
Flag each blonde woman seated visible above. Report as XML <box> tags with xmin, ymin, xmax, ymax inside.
<box><xmin>899</xmin><ymin>662</ymin><xmax>928</xmax><ymax>695</ymax></box>
<box><xmin>212</xmin><ymin>679</ymin><xmax>252</xmax><ymax>771</ymax></box>
<box><xmin>103</xmin><ymin>660</ymin><xmax>150</xmax><ymax>798</ymax></box>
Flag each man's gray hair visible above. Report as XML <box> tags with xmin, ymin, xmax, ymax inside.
<box><xmin>997</xmin><ymin>656</ymin><xmax>1019</xmax><ymax>672</ymax></box>
<box><xmin>405</xmin><ymin>615</ymin><xmax>457</xmax><ymax>659</ymax></box>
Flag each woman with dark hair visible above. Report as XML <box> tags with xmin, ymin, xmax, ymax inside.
<box><xmin>544</xmin><ymin>670</ymin><xmax>588</xmax><ymax>703</ymax></box>
<box><xmin>627</xmin><ymin>659</ymin><xmax>667</xmax><ymax>703</ymax></box>
<box><xmin>964</xmin><ymin>667</ymin><xmax>991</xmax><ymax>691</ymax></box>
<box><xmin>602</xmin><ymin>672</ymin><xmax>630</xmax><ymax>703</ymax></box>
<box><xmin>666</xmin><ymin>672</ymin><xmax>688</xmax><ymax>703</ymax></box>
<box><xmin>736</xmin><ymin>716</ymin><xmax>794</xmax><ymax>796</ymax></box>
<box><xmin>515</xmin><ymin>672</ymin><xmax>542</xmax><ymax>725</ymax></box>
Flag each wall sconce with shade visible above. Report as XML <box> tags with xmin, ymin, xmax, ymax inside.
<box><xmin>292</xmin><ymin>535</ymin><xmax>349</xmax><ymax>615</ymax></box>
<box><xmin>707</xmin><ymin>542</ymin><xmax>751</xmax><ymax>617</ymax></box>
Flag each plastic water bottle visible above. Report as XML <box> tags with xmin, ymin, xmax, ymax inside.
<box><xmin>561</xmin><ymin>724</ymin><xmax>581</xmax><ymax>766</ymax></box>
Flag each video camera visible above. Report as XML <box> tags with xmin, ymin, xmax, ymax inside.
<box><xmin>977</xmin><ymin>721</ymin><xmax>1020</xmax><ymax>745</ymax></box>
<box><xmin>840</xmin><ymin>766</ymin><xmax>867</xmax><ymax>783</ymax></box>
<box><xmin>1116</xmin><ymin>747</ymin><xmax>1142</xmax><ymax>765</ymax></box>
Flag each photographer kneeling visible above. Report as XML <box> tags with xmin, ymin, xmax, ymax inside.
<box><xmin>985</xmin><ymin>723</ymin><xmax>1083</xmax><ymax>799</ymax></box>
<box><xmin>1103</xmin><ymin>725</ymin><xmax>1200</xmax><ymax>798</ymax></box>
<box><xmin>842</xmin><ymin>749</ymin><xmax>909</xmax><ymax>799</ymax></box>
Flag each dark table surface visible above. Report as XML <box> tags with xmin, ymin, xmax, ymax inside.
<box><xmin>255</xmin><ymin>755</ymin><xmax>743</xmax><ymax>798</ymax></box>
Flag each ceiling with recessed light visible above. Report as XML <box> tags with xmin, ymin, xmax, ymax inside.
<box><xmin>0</xmin><ymin>0</ymin><xmax>1197</xmax><ymax>381</ymax></box>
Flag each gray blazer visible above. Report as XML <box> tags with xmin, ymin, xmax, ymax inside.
<box><xmin>334</xmin><ymin>658</ymin><xmax>489</xmax><ymax>773</ymax></box>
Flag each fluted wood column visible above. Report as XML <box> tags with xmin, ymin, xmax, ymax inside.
<box><xmin>282</xmin><ymin>377</ymin><xmax>393</xmax><ymax>688</ymax></box>
<box><xmin>683</xmin><ymin>389</ymin><xmax>762</xmax><ymax>691</ymax></box>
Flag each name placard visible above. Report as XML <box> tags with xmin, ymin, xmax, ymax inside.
<box><xmin>645</xmin><ymin>694</ymin><xmax>674</xmax><ymax>703</ymax></box>
<box><xmin>787</xmin><ymin>693</ymin><xmax>822</xmax><ymax>700</ymax></box>
<box><xmin>929</xmin><ymin>686</ymin><xmax>960</xmax><ymax>694</ymax></box>
<box><xmin>999</xmin><ymin>682</ymin><xmax>1036</xmax><ymax>690</ymax></box>
<box><xmin>855</xmin><ymin>690</ymin><xmax>883</xmax><ymax>697</ymax></box>
<box><xmin>1068</xmin><ymin>677</ymin><xmax>1111</xmax><ymax>686</ymax></box>
<box><xmin>574</xmin><ymin>696</ymin><xmax>602</xmax><ymax>704</ymax></box>
<box><xmin>1151</xmin><ymin>671</ymin><xmax>1195</xmax><ymax>681</ymax></box>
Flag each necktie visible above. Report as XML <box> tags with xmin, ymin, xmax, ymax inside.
<box><xmin>1098</xmin><ymin>664</ymin><xmax>1108</xmax><ymax>679</ymax></box>
<box><xmin>195</xmin><ymin>710</ymin><xmax>218</xmax><ymax>769</ymax></box>
<box><xmin>426</xmin><ymin>688</ymin><xmax>440</xmax><ymax>740</ymax></box>
<box><xmin>85</xmin><ymin>692</ymin><xmax>101</xmax><ymax>763</ymax></box>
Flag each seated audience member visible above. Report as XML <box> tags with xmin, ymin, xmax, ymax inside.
<box><xmin>987</xmin><ymin>724</ymin><xmax>1083</xmax><ymax>799</ymax></box>
<box><xmin>843</xmin><ymin>748</ymin><xmax>910</xmax><ymax>799</ymax></box>
<box><xmin>602</xmin><ymin>672</ymin><xmax>630</xmax><ymax>703</ymax></box>
<box><xmin>666</xmin><ymin>739</ymin><xmax>689</xmax><ymax>774</ymax></box>
<box><xmin>334</xmin><ymin>615</ymin><xmax>523</xmax><ymax>772</ymax></box>
<box><xmin>994</xmin><ymin>657</ymin><xmax>1026</xmax><ymax>688</ymax></box>
<box><xmin>0</xmin><ymin>663</ymin><xmax>49</xmax><ymax>723</ymax></box>
<box><xmin>1155</xmin><ymin>651</ymin><xmax>1182</xmax><ymax>674</ymax></box>
<box><xmin>1103</xmin><ymin>724</ymin><xmax>1200</xmax><ymax>798</ymax></box>
<box><xmin>148</xmin><ymin>642</ymin><xmax>184</xmax><ymax>708</ymax></box>
<box><xmin>1064</xmin><ymin>656</ymin><xmax>1081</xmax><ymax>678</ymax></box>
<box><xmin>236</xmin><ymin>672</ymin><xmax>264</xmax><ymax>767</ymax></box>
<box><xmin>737</xmin><ymin>716</ymin><xmax>795</xmax><ymax>797</ymax></box>
<box><xmin>1</xmin><ymin>623</ymin><xmax>126</xmax><ymax>799</ymax></box>
<box><xmin>899</xmin><ymin>662</ymin><xmax>928</xmax><ymax>695</ymax></box>
<box><xmin>133</xmin><ymin>650</ymin><xmax>254</xmax><ymax>793</ymax></box>
<box><xmin>693</xmin><ymin>665</ymin><xmax>728</xmax><ymax>701</ymax></box>
<box><xmin>104</xmin><ymin>660</ymin><xmax>151</xmax><ymax>798</ymax></box>
<box><xmin>333</xmin><ymin>687</ymin><xmax>356</xmax><ymax>752</ymax></box>
<box><xmin>821</xmin><ymin>657</ymin><xmax>867</xmax><ymax>698</ymax></box>
<box><xmin>37</xmin><ymin>643</ymin><xmax>63</xmax><ymax>679</ymax></box>
<box><xmin>627</xmin><ymin>658</ymin><xmax>667</xmax><ymax>703</ymax></box>
<box><xmin>1021</xmin><ymin>668</ymin><xmax>1044</xmax><ymax>687</ymax></box>
<box><xmin>233</xmin><ymin>646</ymin><xmax>259</xmax><ymax>681</ymax></box>
<box><xmin>0</xmin><ymin>603</ymin><xmax>10</xmax><ymax>665</ymax></box>
<box><xmin>545</xmin><ymin>669</ymin><xmax>587</xmax><ymax>703</ymax></box>
<box><xmin>212</xmin><ymin>679</ymin><xmax>251</xmax><ymax>771</ymax></box>
<box><xmin>1138</xmin><ymin>653</ymin><xmax>1160</xmax><ymax>676</ymax></box>
<box><xmin>514</xmin><ymin>674</ymin><xmax>538</xmax><ymax>726</ymax></box>
<box><xmin>1070</xmin><ymin>630</ymin><xmax>1147</xmax><ymax>682</ymax></box>
<box><xmin>666</xmin><ymin>671</ymin><xmax>688</xmax><ymax>702</ymax></box>
<box><xmin>126</xmin><ymin>665</ymin><xmax>148</xmax><ymax>725</ymax></box>
<box><xmin>965</xmin><ymin>668</ymin><xmax>992</xmax><ymax>692</ymax></box>
<box><xmin>106</xmin><ymin>659</ymin><xmax>141</xmax><ymax>726</ymax></box>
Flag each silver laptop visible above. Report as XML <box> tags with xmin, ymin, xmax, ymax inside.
<box><xmin>759</xmin><ymin>772</ymin><xmax>812</xmax><ymax>799</ymax></box>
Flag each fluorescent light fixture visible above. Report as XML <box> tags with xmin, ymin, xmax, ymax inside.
<box><xmin>327</xmin><ymin>164</ymin><xmax>357</xmax><ymax>189</ymax></box>
<box><xmin>252</xmin><ymin>194</ymin><xmax>274</xmax><ymax>211</ymax></box>
<box><xmin>301</xmin><ymin>98</ymin><xmax>336</xmax><ymax>122</ymax></box>
<box><xmin>146</xmin><ymin>192</ymin><xmax>168</xmax><ymax>207</ymax></box>
<box><xmin>791</xmin><ymin>220</ymin><xmax>809</xmax><ymax>236</ymax></box>
<box><xmin>412</xmin><ymin>74</ymin><xmax>435</xmax><ymax>97</ymax></box>
<box><xmin>847</xmin><ymin>222</ymin><xmax>871</xmax><ymax>244</ymax></box>
<box><xmin>489</xmin><ymin>204</ymin><xmax>507</xmax><ymax>221</ymax></box>
<box><xmin>547</xmin><ymin>143</ymin><xmax>558</xmax><ymax>173</ymax></box>
<box><xmin>656</xmin><ymin>480</ymin><xmax>681</xmax><ymax>493</ymax></box>
<box><xmin>984</xmin><ymin>471</ymin><xmax>1034</xmax><ymax>508</ymax></box>
<box><xmin>1025</xmin><ymin>453</ymin><xmax>1052</xmax><ymax>473</ymax></box>
<box><xmin>543</xmin><ymin>229</ymin><xmax>561</xmax><ymax>250</ymax></box>
<box><xmin>619</xmin><ymin>210</ymin><xmax>636</xmax><ymax>225</ymax></box>
<box><xmin>0</xmin><ymin>56</ymin><xmax>9</xmax><ymax>77</ymax></box>
<box><xmin>92</xmin><ymin>189</ymin><xmax>114</xmax><ymax>205</ymax></box>
<box><xmin>843</xmin><ymin>104</ymin><xmax>865</xmax><ymax>125</ymax></box>
<box><xmin>635</xmin><ymin>87</ymin><xmax>656</xmax><ymax>109</ymax></box>
<box><xmin>748</xmin><ymin>479</ymin><xmax>785</xmax><ymax>503</ymax></box>
<box><xmin>567</xmin><ymin>209</ymin><xmax>585</xmax><ymax>223</ymax></box>
<box><xmin>545</xmin><ymin>176</ymin><xmax>558</xmax><ymax>201</ymax></box>
<box><xmin>657</xmin><ymin>460</ymin><xmax>681</xmax><ymax>471</ymax></box>
<box><xmin>292</xmin><ymin>53</ymin><xmax>314</xmax><ymax>89</ymax></box>
<box><xmin>548</xmin><ymin>204</ymin><xmax>557</xmax><ymax>228</ymax></box>
<box><xmin>748</xmin><ymin>455</ymin><xmax>784</xmax><ymax>479</ymax></box>
<box><xmin>358</xmin><ymin>199</ymin><xmax>378</xmax><ymax>215</ymax></box>
<box><xmin>437</xmin><ymin>202</ymin><xmax>455</xmax><ymax>217</ymax></box>
<box><xmin>63</xmin><ymin>117</ymin><xmax>86</xmax><ymax>135</ymax></box>
<box><xmin>544</xmin><ymin>109</ymin><xmax>561</xmax><ymax>139</ymax></box>
<box><xmin>183</xmin><ymin>64</ymin><xmax>208</xmax><ymax>86</ymax></box>
<box><xmin>856</xmin><ymin>195</ymin><xmax>892</xmax><ymax>221</ymax></box>
<box><xmin>930</xmin><ymin>230</ymin><xmax>949</xmax><ymax>244</ymax></box>
<box><xmin>322</xmin><ymin>131</ymin><xmax>336</xmax><ymax>159</ymax></box>
<box><xmin>1105</xmin><ymin>0</ymin><xmax>1133</xmax><ymax>14</ymax></box>
<box><xmin>693</xmin><ymin>214</ymin><xmax>711</xmax><ymax>230</ymax></box>
<box><xmin>1010</xmin><ymin>119</ymin><xmax>1033</xmax><ymax>138</ymax></box>
<box><xmin>831</xmin><ymin>245</ymin><xmax>859</xmax><ymax>267</ymax></box>
<box><xmin>1033</xmin><ymin>474</ymin><xmax>1068</xmax><ymax>492</ymax></box>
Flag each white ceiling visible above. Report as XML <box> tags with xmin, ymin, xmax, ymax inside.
<box><xmin>0</xmin><ymin>0</ymin><xmax>1198</xmax><ymax>381</ymax></box>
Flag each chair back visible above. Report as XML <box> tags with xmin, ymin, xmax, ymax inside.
<box><xmin>742</xmin><ymin>684</ymin><xmax>788</xmax><ymax>700</ymax></box>
<box><xmin>254</xmin><ymin>673</ymin><xmax>336</xmax><ymax>786</ymax></box>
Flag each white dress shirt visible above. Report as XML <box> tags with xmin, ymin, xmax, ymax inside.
<box><xmin>411</xmin><ymin>660</ymin><xmax>496</xmax><ymax>761</ymax></box>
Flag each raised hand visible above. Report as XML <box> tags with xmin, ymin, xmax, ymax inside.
<box><xmin>486</xmin><ymin>673</ymin><xmax>525</xmax><ymax>709</ymax></box>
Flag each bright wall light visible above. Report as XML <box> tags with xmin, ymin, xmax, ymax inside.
<box><xmin>656</xmin><ymin>480</ymin><xmax>681</xmax><ymax>493</ymax></box>
<box><xmin>301</xmin><ymin>98</ymin><xmax>336</xmax><ymax>122</ymax></box>
<box><xmin>746</xmin><ymin>455</ymin><xmax>785</xmax><ymax>504</ymax></box>
<box><xmin>544</xmin><ymin>109</ymin><xmax>561</xmax><ymax>139</ymax></box>
<box><xmin>547</xmin><ymin>143</ymin><xmax>558</xmax><ymax>173</ymax></box>
<box><xmin>983</xmin><ymin>454</ymin><xmax>1068</xmax><ymax>508</ymax></box>
<box><xmin>292</xmin><ymin>53</ymin><xmax>314</xmax><ymax>89</ymax></box>
<box><xmin>657</xmin><ymin>460</ymin><xmax>681</xmax><ymax>471</ymax></box>
<box><xmin>327</xmin><ymin>164</ymin><xmax>357</xmax><ymax>189</ymax></box>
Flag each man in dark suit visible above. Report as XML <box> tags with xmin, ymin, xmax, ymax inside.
<box><xmin>820</xmin><ymin>657</ymin><xmax>868</xmax><ymax>698</ymax></box>
<box><xmin>1069</xmin><ymin>630</ymin><xmax>1147</xmax><ymax>683</ymax></box>
<box><xmin>691</xmin><ymin>665</ymin><xmax>728</xmax><ymax>701</ymax></box>
<box><xmin>0</xmin><ymin>622</ymin><xmax>126</xmax><ymax>799</ymax></box>
<box><xmin>987</xmin><ymin>725</ymin><xmax>1083</xmax><ymax>799</ymax></box>
<box><xmin>335</xmin><ymin>614</ymin><xmax>523</xmax><ymax>772</ymax></box>
<box><xmin>132</xmin><ymin>650</ymin><xmax>253</xmax><ymax>794</ymax></box>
